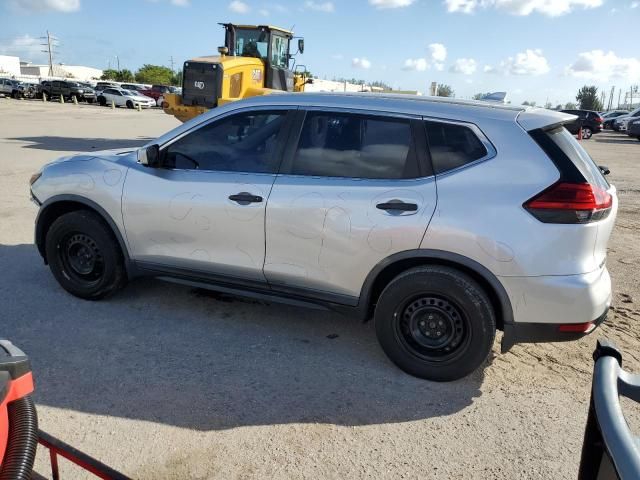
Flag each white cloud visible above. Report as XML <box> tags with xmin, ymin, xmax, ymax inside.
<box><xmin>0</xmin><ymin>34</ymin><xmax>45</xmax><ymax>62</ymax></box>
<box><xmin>484</xmin><ymin>49</ymin><xmax>550</xmax><ymax>75</ymax></box>
<box><xmin>228</xmin><ymin>0</ymin><xmax>250</xmax><ymax>13</ymax></box>
<box><xmin>402</xmin><ymin>58</ymin><xmax>428</xmax><ymax>71</ymax></box>
<box><xmin>331</xmin><ymin>53</ymin><xmax>344</xmax><ymax>60</ymax></box>
<box><xmin>352</xmin><ymin>57</ymin><xmax>372</xmax><ymax>69</ymax></box>
<box><xmin>305</xmin><ymin>1</ymin><xmax>335</xmax><ymax>12</ymax></box>
<box><xmin>450</xmin><ymin>58</ymin><xmax>477</xmax><ymax>75</ymax></box>
<box><xmin>565</xmin><ymin>50</ymin><xmax>640</xmax><ymax>82</ymax></box>
<box><xmin>631</xmin><ymin>1</ymin><xmax>639</xmax><ymax>7</ymax></box>
<box><xmin>171</xmin><ymin>0</ymin><xmax>189</xmax><ymax>5</ymax></box>
<box><xmin>8</xmin><ymin>0</ymin><xmax>80</xmax><ymax>12</ymax></box>
<box><xmin>428</xmin><ymin>43</ymin><xmax>447</xmax><ymax>62</ymax></box>
<box><xmin>258</xmin><ymin>8</ymin><xmax>269</xmax><ymax>15</ymax></box>
<box><xmin>369</xmin><ymin>0</ymin><xmax>415</xmax><ymax>7</ymax></box>
<box><xmin>444</xmin><ymin>0</ymin><xmax>603</xmax><ymax>16</ymax></box>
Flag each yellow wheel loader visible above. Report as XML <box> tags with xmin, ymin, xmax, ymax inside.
<box><xmin>164</xmin><ymin>23</ymin><xmax>310</xmax><ymax>122</ymax></box>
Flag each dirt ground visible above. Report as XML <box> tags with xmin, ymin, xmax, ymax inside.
<box><xmin>1</xmin><ymin>99</ymin><xmax>638</xmax><ymax>479</ymax></box>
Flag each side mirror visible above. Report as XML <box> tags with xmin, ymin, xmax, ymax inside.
<box><xmin>138</xmin><ymin>144</ymin><xmax>160</xmax><ymax>168</ymax></box>
<box><xmin>298</xmin><ymin>38</ymin><xmax>305</xmax><ymax>54</ymax></box>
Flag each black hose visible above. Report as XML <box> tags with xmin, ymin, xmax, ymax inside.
<box><xmin>0</xmin><ymin>395</ymin><xmax>38</xmax><ymax>480</ymax></box>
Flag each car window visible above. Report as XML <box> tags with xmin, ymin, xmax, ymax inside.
<box><xmin>424</xmin><ymin>121</ymin><xmax>488</xmax><ymax>174</ymax></box>
<box><xmin>164</xmin><ymin>110</ymin><xmax>287</xmax><ymax>173</ymax></box>
<box><xmin>289</xmin><ymin>112</ymin><xmax>419</xmax><ymax>179</ymax></box>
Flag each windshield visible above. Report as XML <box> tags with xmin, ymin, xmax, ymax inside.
<box><xmin>234</xmin><ymin>28</ymin><xmax>268</xmax><ymax>59</ymax></box>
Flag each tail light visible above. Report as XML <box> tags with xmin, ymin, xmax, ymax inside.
<box><xmin>524</xmin><ymin>182</ymin><xmax>612</xmax><ymax>224</ymax></box>
<box><xmin>595</xmin><ymin>116</ymin><xmax>604</xmax><ymax>123</ymax></box>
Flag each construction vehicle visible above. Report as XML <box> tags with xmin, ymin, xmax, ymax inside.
<box><xmin>163</xmin><ymin>23</ymin><xmax>311</xmax><ymax>123</ymax></box>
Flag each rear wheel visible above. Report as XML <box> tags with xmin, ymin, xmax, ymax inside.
<box><xmin>126</xmin><ymin>100</ymin><xmax>134</xmax><ymax>109</ymax></box>
<box><xmin>45</xmin><ymin>210</ymin><xmax>126</xmax><ymax>300</ymax></box>
<box><xmin>98</xmin><ymin>96</ymin><xmax>106</xmax><ymax>106</ymax></box>
<box><xmin>374</xmin><ymin>266</ymin><xmax>496</xmax><ymax>381</ymax></box>
<box><xmin>582</xmin><ymin>127</ymin><xmax>593</xmax><ymax>139</ymax></box>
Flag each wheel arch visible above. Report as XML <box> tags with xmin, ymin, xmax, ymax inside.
<box><xmin>35</xmin><ymin>195</ymin><xmax>131</xmax><ymax>276</ymax></box>
<box><xmin>359</xmin><ymin>250</ymin><xmax>513</xmax><ymax>331</ymax></box>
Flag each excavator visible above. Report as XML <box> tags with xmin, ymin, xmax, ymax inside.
<box><xmin>163</xmin><ymin>23</ymin><xmax>311</xmax><ymax>123</ymax></box>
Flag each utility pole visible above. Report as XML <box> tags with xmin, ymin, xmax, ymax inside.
<box><xmin>40</xmin><ymin>30</ymin><xmax>57</xmax><ymax>77</ymax></box>
<box><xmin>169</xmin><ymin>56</ymin><xmax>175</xmax><ymax>72</ymax></box>
<box><xmin>116</xmin><ymin>55</ymin><xmax>120</xmax><ymax>71</ymax></box>
<box><xmin>617</xmin><ymin>88</ymin><xmax>622</xmax><ymax>109</ymax></box>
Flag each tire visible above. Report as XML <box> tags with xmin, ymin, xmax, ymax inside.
<box><xmin>126</xmin><ymin>100</ymin><xmax>133</xmax><ymax>109</ymax></box>
<box><xmin>582</xmin><ymin>127</ymin><xmax>593</xmax><ymax>139</ymax></box>
<box><xmin>98</xmin><ymin>96</ymin><xmax>106</xmax><ymax>106</ymax></box>
<box><xmin>45</xmin><ymin>210</ymin><xmax>126</xmax><ymax>300</ymax></box>
<box><xmin>374</xmin><ymin>266</ymin><xmax>496</xmax><ymax>382</ymax></box>
<box><xmin>86</xmin><ymin>98</ymin><xmax>95</xmax><ymax>104</ymax></box>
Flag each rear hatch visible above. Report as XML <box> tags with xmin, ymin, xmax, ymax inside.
<box><xmin>519</xmin><ymin>110</ymin><xmax>617</xmax><ymax>274</ymax></box>
<box><xmin>182</xmin><ymin>61</ymin><xmax>221</xmax><ymax>108</ymax></box>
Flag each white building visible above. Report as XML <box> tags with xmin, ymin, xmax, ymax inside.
<box><xmin>0</xmin><ymin>55</ymin><xmax>21</xmax><ymax>76</ymax></box>
<box><xmin>19</xmin><ymin>62</ymin><xmax>102</xmax><ymax>81</ymax></box>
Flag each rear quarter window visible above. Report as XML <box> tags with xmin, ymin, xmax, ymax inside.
<box><xmin>531</xmin><ymin>126</ymin><xmax>609</xmax><ymax>189</ymax></box>
<box><xmin>424</xmin><ymin>121</ymin><xmax>488</xmax><ymax>174</ymax></box>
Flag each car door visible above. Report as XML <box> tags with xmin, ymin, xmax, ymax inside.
<box><xmin>264</xmin><ymin>109</ymin><xmax>437</xmax><ymax>302</ymax></box>
<box><xmin>122</xmin><ymin>107</ymin><xmax>293</xmax><ymax>283</ymax></box>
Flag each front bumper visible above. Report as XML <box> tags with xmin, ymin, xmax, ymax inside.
<box><xmin>499</xmin><ymin>267</ymin><xmax>612</xmax><ymax>352</ymax></box>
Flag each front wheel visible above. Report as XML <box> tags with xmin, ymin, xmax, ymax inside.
<box><xmin>374</xmin><ymin>266</ymin><xmax>496</xmax><ymax>381</ymax></box>
<box><xmin>45</xmin><ymin>210</ymin><xmax>126</xmax><ymax>300</ymax></box>
<box><xmin>126</xmin><ymin>100</ymin><xmax>134</xmax><ymax>109</ymax></box>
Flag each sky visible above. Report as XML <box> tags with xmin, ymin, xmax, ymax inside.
<box><xmin>0</xmin><ymin>0</ymin><xmax>638</xmax><ymax>106</ymax></box>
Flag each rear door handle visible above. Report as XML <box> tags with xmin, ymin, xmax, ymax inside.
<box><xmin>229</xmin><ymin>192</ymin><xmax>263</xmax><ymax>204</ymax></box>
<box><xmin>376</xmin><ymin>201</ymin><xmax>418</xmax><ymax>212</ymax></box>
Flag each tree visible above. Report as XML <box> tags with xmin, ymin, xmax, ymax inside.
<box><xmin>101</xmin><ymin>69</ymin><xmax>135</xmax><ymax>82</ymax></box>
<box><xmin>522</xmin><ymin>100</ymin><xmax>536</xmax><ymax>107</ymax></box>
<box><xmin>135</xmin><ymin>64</ymin><xmax>174</xmax><ymax>85</ymax></box>
<box><xmin>555</xmin><ymin>104</ymin><xmax>563</xmax><ymax>110</ymax></box>
<box><xmin>170</xmin><ymin>70</ymin><xmax>182</xmax><ymax>86</ymax></box>
<box><xmin>101</xmin><ymin>69</ymin><xmax>119</xmax><ymax>81</ymax></box>
<box><xmin>544</xmin><ymin>101</ymin><xmax>552</xmax><ymax>109</ymax></box>
<box><xmin>576</xmin><ymin>85</ymin><xmax>603</xmax><ymax>111</ymax></box>
<box><xmin>473</xmin><ymin>92</ymin><xmax>491</xmax><ymax>100</ymax></box>
<box><xmin>436</xmin><ymin>84</ymin><xmax>454</xmax><ymax>97</ymax></box>
<box><xmin>564</xmin><ymin>101</ymin><xmax>577</xmax><ymax>109</ymax></box>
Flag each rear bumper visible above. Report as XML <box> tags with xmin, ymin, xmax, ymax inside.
<box><xmin>499</xmin><ymin>267</ymin><xmax>612</xmax><ymax>352</ymax></box>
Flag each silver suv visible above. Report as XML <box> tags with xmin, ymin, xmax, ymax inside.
<box><xmin>29</xmin><ymin>93</ymin><xmax>617</xmax><ymax>381</ymax></box>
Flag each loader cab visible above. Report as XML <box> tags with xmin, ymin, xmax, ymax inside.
<box><xmin>222</xmin><ymin>24</ymin><xmax>297</xmax><ymax>92</ymax></box>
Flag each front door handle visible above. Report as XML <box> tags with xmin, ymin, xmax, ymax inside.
<box><xmin>228</xmin><ymin>192</ymin><xmax>263</xmax><ymax>204</ymax></box>
<box><xmin>376</xmin><ymin>201</ymin><xmax>418</xmax><ymax>212</ymax></box>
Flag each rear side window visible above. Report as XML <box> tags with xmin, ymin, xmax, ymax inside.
<box><xmin>290</xmin><ymin>112</ymin><xmax>420</xmax><ymax>179</ymax></box>
<box><xmin>532</xmin><ymin>126</ymin><xmax>609</xmax><ymax>189</ymax></box>
<box><xmin>424</xmin><ymin>121</ymin><xmax>488</xmax><ymax>174</ymax></box>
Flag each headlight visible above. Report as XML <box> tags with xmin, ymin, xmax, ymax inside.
<box><xmin>29</xmin><ymin>172</ymin><xmax>42</xmax><ymax>186</ymax></box>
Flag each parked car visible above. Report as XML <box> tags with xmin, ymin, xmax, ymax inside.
<box><xmin>97</xmin><ymin>87</ymin><xmax>155</xmax><ymax>108</ymax></box>
<box><xmin>94</xmin><ymin>81</ymin><xmax>120</xmax><ymax>94</ymax></box>
<box><xmin>40</xmin><ymin>80</ymin><xmax>96</xmax><ymax>103</ymax></box>
<box><xmin>627</xmin><ymin>118</ymin><xmax>640</xmax><ymax>140</ymax></box>
<box><xmin>140</xmin><ymin>84</ymin><xmax>180</xmax><ymax>102</ymax></box>
<box><xmin>0</xmin><ymin>78</ymin><xmax>26</xmax><ymax>98</ymax></box>
<box><xmin>613</xmin><ymin>107</ymin><xmax>640</xmax><ymax>132</ymax></box>
<box><xmin>118</xmin><ymin>83</ymin><xmax>145</xmax><ymax>93</ymax></box>
<box><xmin>560</xmin><ymin>109</ymin><xmax>603</xmax><ymax>138</ymax></box>
<box><xmin>29</xmin><ymin>93</ymin><xmax>618</xmax><ymax>381</ymax></box>
<box><xmin>602</xmin><ymin>110</ymin><xmax>629</xmax><ymax>129</ymax></box>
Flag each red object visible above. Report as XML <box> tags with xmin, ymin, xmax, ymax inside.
<box><xmin>525</xmin><ymin>182</ymin><xmax>612</xmax><ymax>211</ymax></box>
<box><xmin>0</xmin><ymin>372</ymin><xmax>34</xmax><ymax>463</ymax></box>
<box><xmin>558</xmin><ymin>322</ymin><xmax>596</xmax><ymax>333</ymax></box>
<box><xmin>578</xmin><ymin>127</ymin><xmax>583</xmax><ymax>140</ymax></box>
<box><xmin>140</xmin><ymin>84</ymin><xmax>172</xmax><ymax>101</ymax></box>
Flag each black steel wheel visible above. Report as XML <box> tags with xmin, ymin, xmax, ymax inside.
<box><xmin>45</xmin><ymin>210</ymin><xmax>126</xmax><ymax>300</ymax></box>
<box><xmin>375</xmin><ymin>266</ymin><xmax>496</xmax><ymax>381</ymax></box>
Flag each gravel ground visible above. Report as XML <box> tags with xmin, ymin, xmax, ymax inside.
<box><xmin>1</xmin><ymin>99</ymin><xmax>638</xmax><ymax>479</ymax></box>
